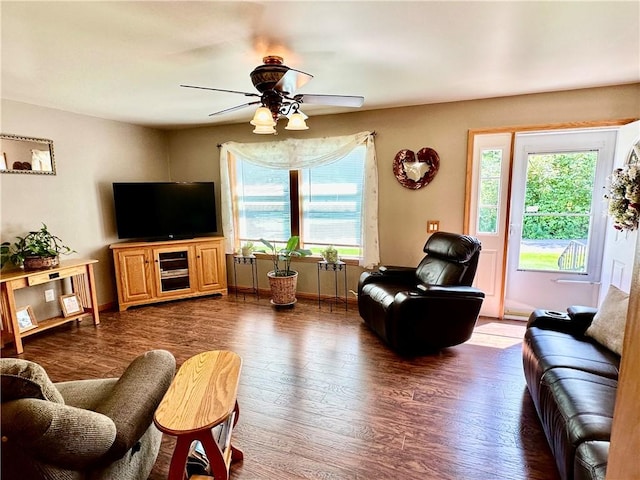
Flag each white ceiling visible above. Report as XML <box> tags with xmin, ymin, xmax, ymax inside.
<box><xmin>2</xmin><ymin>1</ymin><xmax>638</xmax><ymax>130</ymax></box>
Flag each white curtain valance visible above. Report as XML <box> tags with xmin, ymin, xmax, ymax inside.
<box><xmin>221</xmin><ymin>131</ymin><xmax>372</xmax><ymax>170</ymax></box>
<box><xmin>220</xmin><ymin>131</ymin><xmax>379</xmax><ymax>268</ymax></box>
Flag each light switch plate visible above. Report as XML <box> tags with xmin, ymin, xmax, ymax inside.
<box><xmin>427</xmin><ymin>220</ymin><xmax>440</xmax><ymax>233</ymax></box>
<box><xmin>45</xmin><ymin>289</ymin><xmax>55</xmax><ymax>302</ymax></box>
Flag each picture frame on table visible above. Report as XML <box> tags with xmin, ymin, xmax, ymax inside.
<box><xmin>16</xmin><ymin>306</ymin><xmax>37</xmax><ymax>332</ymax></box>
<box><xmin>59</xmin><ymin>293</ymin><xmax>84</xmax><ymax>317</ymax></box>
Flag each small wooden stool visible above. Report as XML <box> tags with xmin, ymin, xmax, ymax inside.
<box><xmin>154</xmin><ymin>350</ymin><xmax>243</xmax><ymax>480</ymax></box>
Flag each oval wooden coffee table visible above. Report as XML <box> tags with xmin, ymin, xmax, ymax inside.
<box><xmin>154</xmin><ymin>350</ymin><xmax>243</xmax><ymax>480</ymax></box>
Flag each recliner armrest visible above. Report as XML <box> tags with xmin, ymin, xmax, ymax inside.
<box><xmin>567</xmin><ymin>305</ymin><xmax>598</xmax><ymax>323</ymax></box>
<box><xmin>527</xmin><ymin>306</ymin><xmax>597</xmax><ymax>335</ymax></box>
<box><xmin>415</xmin><ymin>284</ymin><xmax>485</xmax><ymax>298</ymax></box>
<box><xmin>94</xmin><ymin>349</ymin><xmax>176</xmax><ymax>463</ymax></box>
<box><xmin>378</xmin><ymin>265</ymin><xmax>417</xmax><ymax>276</ymax></box>
<box><xmin>1</xmin><ymin>398</ymin><xmax>116</xmax><ymax>469</ymax></box>
<box><xmin>365</xmin><ymin>266</ymin><xmax>417</xmax><ymax>284</ymax></box>
<box><xmin>358</xmin><ymin>267</ymin><xmax>417</xmax><ymax>295</ymax></box>
<box><xmin>567</xmin><ymin>305</ymin><xmax>598</xmax><ymax>335</ymax></box>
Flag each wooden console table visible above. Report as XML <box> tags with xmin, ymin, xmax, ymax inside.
<box><xmin>154</xmin><ymin>350</ymin><xmax>243</xmax><ymax>480</ymax></box>
<box><xmin>0</xmin><ymin>259</ymin><xmax>100</xmax><ymax>354</ymax></box>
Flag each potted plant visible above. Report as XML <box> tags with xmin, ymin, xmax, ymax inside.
<box><xmin>1</xmin><ymin>223</ymin><xmax>74</xmax><ymax>270</ymax></box>
<box><xmin>0</xmin><ymin>242</ymin><xmax>10</xmax><ymax>269</ymax></box>
<box><xmin>240</xmin><ymin>241</ymin><xmax>255</xmax><ymax>257</ymax></box>
<box><xmin>321</xmin><ymin>245</ymin><xmax>339</xmax><ymax>263</ymax></box>
<box><xmin>260</xmin><ymin>236</ymin><xmax>312</xmax><ymax>306</ymax></box>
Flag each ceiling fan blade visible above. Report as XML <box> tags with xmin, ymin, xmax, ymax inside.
<box><xmin>274</xmin><ymin>68</ymin><xmax>313</xmax><ymax>95</ymax></box>
<box><xmin>209</xmin><ymin>101</ymin><xmax>262</xmax><ymax>117</ymax></box>
<box><xmin>295</xmin><ymin>94</ymin><xmax>364</xmax><ymax>108</ymax></box>
<box><xmin>181</xmin><ymin>84</ymin><xmax>260</xmax><ymax>98</ymax></box>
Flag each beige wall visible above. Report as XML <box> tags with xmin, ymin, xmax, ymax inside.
<box><xmin>1</xmin><ymin>99</ymin><xmax>170</xmax><ymax>311</ymax></box>
<box><xmin>2</xmin><ymin>84</ymin><xmax>638</xmax><ymax>308</ymax></box>
<box><xmin>167</xmin><ymin>83</ymin><xmax>640</xmax><ymax>296</ymax></box>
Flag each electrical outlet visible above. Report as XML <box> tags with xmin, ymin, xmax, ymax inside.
<box><xmin>427</xmin><ymin>220</ymin><xmax>440</xmax><ymax>233</ymax></box>
<box><xmin>44</xmin><ymin>289</ymin><xmax>55</xmax><ymax>302</ymax></box>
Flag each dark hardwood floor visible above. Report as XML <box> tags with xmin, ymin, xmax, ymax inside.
<box><xmin>3</xmin><ymin>294</ymin><xmax>559</xmax><ymax>480</ymax></box>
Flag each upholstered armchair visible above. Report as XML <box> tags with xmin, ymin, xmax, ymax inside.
<box><xmin>358</xmin><ymin>232</ymin><xmax>485</xmax><ymax>354</ymax></box>
<box><xmin>0</xmin><ymin>349</ymin><xmax>176</xmax><ymax>480</ymax></box>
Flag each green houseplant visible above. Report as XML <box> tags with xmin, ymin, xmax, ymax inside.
<box><xmin>321</xmin><ymin>245</ymin><xmax>339</xmax><ymax>263</ymax></box>
<box><xmin>1</xmin><ymin>224</ymin><xmax>74</xmax><ymax>270</ymax></box>
<box><xmin>259</xmin><ymin>236</ymin><xmax>312</xmax><ymax>305</ymax></box>
<box><xmin>240</xmin><ymin>241</ymin><xmax>255</xmax><ymax>257</ymax></box>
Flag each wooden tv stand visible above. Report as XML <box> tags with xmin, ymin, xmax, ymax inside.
<box><xmin>110</xmin><ymin>237</ymin><xmax>227</xmax><ymax>311</ymax></box>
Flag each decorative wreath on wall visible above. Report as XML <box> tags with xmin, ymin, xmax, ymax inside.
<box><xmin>604</xmin><ymin>140</ymin><xmax>640</xmax><ymax>231</ymax></box>
<box><xmin>393</xmin><ymin>147</ymin><xmax>440</xmax><ymax>189</ymax></box>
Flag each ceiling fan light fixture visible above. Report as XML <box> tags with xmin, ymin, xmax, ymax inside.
<box><xmin>252</xmin><ymin>124</ymin><xmax>276</xmax><ymax>135</ymax></box>
<box><xmin>183</xmin><ymin>56</ymin><xmax>363</xmax><ymax>134</ymax></box>
<box><xmin>250</xmin><ymin>106</ymin><xmax>275</xmax><ymax>127</ymax></box>
<box><xmin>287</xmin><ymin>108</ymin><xmax>308</xmax><ymax>120</ymax></box>
<box><xmin>285</xmin><ymin>112</ymin><xmax>309</xmax><ymax>130</ymax></box>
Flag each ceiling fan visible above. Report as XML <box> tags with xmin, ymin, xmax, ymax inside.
<box><xmin>181</xmin><ymin>56</ymin><xmax>364</xmax><ymax>133</ymax></box>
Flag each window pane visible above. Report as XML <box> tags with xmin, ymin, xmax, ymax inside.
<box><xmin>519</xmin><ymin>215</ymin><xmax>590</xmax><ymax>272</ymax></box>
<box><xmin>524</xmin><ymin>151</ymin><xmax>597</xmax><ymax>215</ymax></box>
<box><xmin>478</xmin><ymin>207</ymin><xmax>498</xmax><ymax>234</ymax></box>
<box><xmin>518</xmin><ymin>151</ymin><xmax>597</xmax><ymax>273</ymax></box>
<box><xmin>479</xmin><ymin>178</ymin><xmax>499</xmax><ymax>205</ymax></box>
<box><xmin>477</xmin><ymin>148</ymin><xmax>503</xmax><ymax>234</ymax></box>
<box><xmin>480</xmin><ymin>149</ymin><xmax>503</xmax><ymax>177</ymax></box>
<box><xmin>234</xmin><ymin>160</ymin><xmax>290</xmax><ymax>243</ymax></box>
<box><xmin>301</xmin><ymin>147</ymin><xmax>365</xmax><ymax>255</ymax></box>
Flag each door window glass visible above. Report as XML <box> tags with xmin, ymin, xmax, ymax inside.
<box><xmin>519</xmin><ymin>150</ymin><xmax>597</xmax><ymax>272</ymax></box>
<box><xmin>477</xmin><ymin>149</ymin><xmax>503</xmax><ymax>234</ymax></box>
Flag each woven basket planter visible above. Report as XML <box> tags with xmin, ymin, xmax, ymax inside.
<box><xmin>23</xmin><ymin>255</ymin><xmax>59</xmax><ymax>270</ymax></box>
<box><xmin>267</xmin><ymin>271</ymin><xmax>298</xmax><ymax>305</ymax></box>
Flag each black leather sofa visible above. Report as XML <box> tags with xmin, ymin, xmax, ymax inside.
<box><xmin>523</xmin><ymin>307</ymin><xmax>620</xmax><ymax>480</ymax></box>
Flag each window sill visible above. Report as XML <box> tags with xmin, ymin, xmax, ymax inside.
<box><xmin>233</xmin><ymin>252</ymin><xmax>360</xmax><ymax>267</ymax></box>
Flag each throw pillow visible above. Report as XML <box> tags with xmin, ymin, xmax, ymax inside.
<box><xmin>585</xmin><ymin>285</ymin><xmax>630</xmax><ymax>355</ymax></box>
<box><xmin>0</xmin><ymin>359</ymin><xmax>64</xmax><ymax>403</ymax></box>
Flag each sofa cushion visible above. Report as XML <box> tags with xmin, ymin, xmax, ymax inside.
<box><xmin>574</xmin><ymin>441</ymin><xmax>609</xmax><ymax>480</ymax></box>
<box><xmin>0</xmin><ymin>358</ymin><xmax>64</xmax><ymax>403</ymax></box>
<box><xmin>585</xmin><ymin>285</ymin><xmax>629</xmax><ymax>355</ymax></box>
<box><xmin>539</xmin><ymin>368</ymin><xmax>616</xmax><ymax>480</ymax></box>
<box><xmin>525</xmin><ymin>327</ymin><xmax>620</xmax><ymax>379</ymax></box>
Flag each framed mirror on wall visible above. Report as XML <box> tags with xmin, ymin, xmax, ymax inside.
<box><xmin>1</xmin><ymin>133</ymin><xmax>56</xmax><ymax>175</ymax></box>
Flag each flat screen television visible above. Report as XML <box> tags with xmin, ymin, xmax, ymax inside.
<box><xmin>113</xmin><ymin>182</ymin><xmax>217</xmax><ymax>240</ymax></box>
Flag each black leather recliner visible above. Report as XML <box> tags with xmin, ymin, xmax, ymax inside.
<box><xmin>358</xmin><ymin>232</ymin><xmax>485</xmax><ymax>354</ymax></box>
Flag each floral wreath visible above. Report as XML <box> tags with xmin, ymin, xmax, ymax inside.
<box><xmin>604</xmin><ymin>163</ymin><xmax>640</xmax><ymax>231</ymax></box>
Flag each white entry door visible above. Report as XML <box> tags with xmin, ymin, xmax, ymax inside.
<box><xmin>504</xmin><ymin>129</ymin><xmax>618</xmax><ymax>317</ymax></box>
<box><xmin>467</xmin><ymin>133</ymin><xmax>512</xmax><ymax>318</ymax></box>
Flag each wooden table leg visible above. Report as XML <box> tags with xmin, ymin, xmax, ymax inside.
<box><xmin>168</xmin><ymin>428</ymin><xmax>238</xmax><ymax>480</ymax></box>
<box><xmin>230</xmin><ymin>400</ymin><xmax>243</xmax><ymax>463</ymax></box>
<box><xmin>231</xmin><ymin>444</ymin><xmax>244</xmax><ymax>463</ymax></box>
<box><xmin>167</xmin><ymin>435</ymin><xmax>193</xmax><ymax>480</ymax></box>
<box><xmin>3</xmin><ymin>282</ymin><xmax>23</xmax><ymax>354</ymax></box>
<box><xmin>199</xmin><ymin>429</ymin><xmax>229</xmax><ymax>480</ymax></box>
